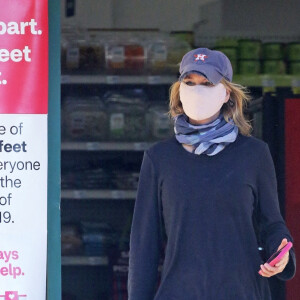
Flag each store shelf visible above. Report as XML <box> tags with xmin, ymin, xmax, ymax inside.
<box><xmin>232</xmin><ymin>75</ymin><xmax>300</xmax><ymax>88</ymax></box>
<box><xmin>61</xmin><ymin>74</ymin><xmax>178</xmax><ymax>85</ymax></box>
<box><xmin>61</xmin><ymin>141</ymin><xmax>154</xmax><ymax>151</ymax></box>
<box><xmin>61</xmin><ymin>74</ymin><xmax>300</xmax><ymax>87</ymax></box>
<box><xmin>61</xmin><ymin>189</ymin><xmax>137</xmax><ymax>199</ymax></box>
<box><xmin>61</xmin><ymin>256</ymin><xmax>109</xmax><ymax>266</ymax></box>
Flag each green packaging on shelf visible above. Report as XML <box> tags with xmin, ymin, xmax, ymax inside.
<box><xmin>262</xmin><ymin>60</ymin><xmax>286</xmax><ymax>75</ymax></box>
<box><xmin>213</xmin><ymin>47</ymin><xmax>237</xmax><ymax>61</ymax></box>
<box><xmin>289</xmin><ymin>61</ymin><xmax>300</xmax><ymax>75</ymax></box>
<box><xmin>238</xmin><ymin>39</ymin><xmax>262</xmax><ymax>60</ymax></box>
<box><xmin>238</xmin><ymin>60</ymin><xmax>260</xmax><ymax>75</ymax></box>
<box><xmin>286</xmin><ymin>42</ymin><xmax>300</xmax><ymax>61</ymax></box>
<box><xmin>262</xmin><ymin>43</ymin><xmax>284</xmax><ymax>60</ymax></box>
<box><xmin>231</xmin><ymin>60</ymin><xmax>238</xmax><ymax>74</ymax></box>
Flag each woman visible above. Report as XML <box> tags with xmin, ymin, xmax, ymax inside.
<box><xmin>127</xmin><ymin>48</ymin><xmax>296</xmax><ymax>299</ymax></box>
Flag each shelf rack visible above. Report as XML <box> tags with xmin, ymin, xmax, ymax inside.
<box><xmin>61</xmin><ymin>74</ymin><xmax>300</xmax><ymax>88</ymax></box>
<box><xmin>61</xmin><ymin>141</ymin><xmax>154</xmax><ymax>151</ymax></box>
<box><xmin>61</xmin><ymin>256</ymin><xmax>109</xmax><ymax>266</ymax></box>
<box><xmin>61</xmin><ymin>189</ymin><xmax>137</xmax><ymax>200</ymax></box>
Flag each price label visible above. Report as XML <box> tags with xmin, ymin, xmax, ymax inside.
<box><xmin>262</xmin><ymin>78</ymin><xmax>275</xmax><ymax>87</ymax></box>
<box><xmin>106</xmin><ymin>75</ymin><xmax>120</xmax><ymax>84</ymax></box>
<box><xmin>133</xmin><ymin>142</ymin><xmax>148</xmax><ymax>150</ymax></box>
<box><xmin>291</xmin><ymin>78</ymin><xmax>300</xmax><ymax>94</ymax></box>
<box><xmin>262</xmin><ymin>78</ymin><xmax>276</xmax><ymax>93</ymax></box>
<box><xmin>148</xmin><ymin>75</ymin><xmax>162</xmax><ymax>85</ymax></box>
<box><xmin>61</xmin><ymin>75</ymin><xmax>71</xmax><ymax>84</ymax></box>
<box><xmin>113</xmin><ymin>265</ymin><xmax>128</xmax><ymax>272</ymax></box>
<box><xmin>111</xmin><ymin>190</ymin><xmax>122</xmax><ymax>199</ymax></box>
<box><xmin>66</xmin><ymin>47</ymin><xmax>80</xmax><ymax>69</ymax></box>
<box><xmin>291</xmin><ymin>78</ymin><xmax>300</xmax><ymax>87</ymax></box>
<box><xmin>73</xmin><ymin>190</ymin><xmax>86</xmax><ymax>199</ymax></box>
<box><xmin>86</xmin><ymin>142</ymin><xmax>101</xmax><ymax>151</ymax></box>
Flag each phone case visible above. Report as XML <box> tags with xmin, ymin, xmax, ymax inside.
<box><xmin>258</xmin><ymin>241</ymin><xmax>293</xmax><ymax>275</ymax></box>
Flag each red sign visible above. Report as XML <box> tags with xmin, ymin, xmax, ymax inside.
<box><xmin>0</xmin><ymin>1</ymin><xmax>48</xmax><ymax>299</ymax></box>
<box><xmin>285</xmin><ymin>97</ymin><xmax>300</xmax><ymax>299</ymax></box>
<box><xmin>0</xmin><ymin>0</ymin><xmax>48</xmax><ymax>114</ymax></box>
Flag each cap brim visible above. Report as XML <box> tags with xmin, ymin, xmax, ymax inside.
<box><xmin>179</xmin><ymin>63</ymin><xmax>223</xmax><ymax>84</ymax></box>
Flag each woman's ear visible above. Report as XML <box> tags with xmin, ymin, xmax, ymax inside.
<box><xmin>224</xmin><ymin>89</ymin><xmax>230</xmax><ymax>103</ymax></box>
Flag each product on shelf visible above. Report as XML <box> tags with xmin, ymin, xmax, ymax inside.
<box><xmin>146</xmin><ymin>102</ymin><xmax>174</xmax><ymax>140</ymax></box>
<box><xmin>289</xmin><ymin>61</ymin><xmax>300</xmax><ymax>75</ymax></box>
<box><xmin>61</xmin><ymin>26</ymin><xmax>87</xmax><ymax>71</ymax></box>
<box><xmin>238</xmin><ymin>60</ymin><xmax>260</xmax><ymax>75</ymax></box>
<box><xmin>286</xmin><ymin>42</ymin><xmax>300</xmax><ymax>75</ymax></box>
<box><xmin>85</xmin><ymin>30</ymin><xmax>106</xmax><ymax>71</ymax></box>
<box><xmin>146</xmin><ymin>39</ymin><xmax>168</xmax><ymax>71</ymax></box>
<box><xmin>111</xmin><ymin>170</ymin><xmax>140</xmax><ymax>190</ymax></box>
<box><xmin>262</xmin><ymin>43</ymin><xmax>284</xmax><ymax>60</ymax></box>
<box><xmin>68</xmin><ymin>38</ymin><xmax>89</xmax><ymax>70</ymax></box>
<box><xmin>105</xmin><ymin>31</ymin><xmax>192</xmax><ymax>75</ymax></box>
<box><xmin>146</xmin><ymin>35</ymin><xmax>192</xmax><ymax>74</ymax></box>
<box><xmin>80</xmin><ymin>222</ymin><xmax>118</xmax><ymax>256</ymax></box>
<box><xmin>61</xmin><ymin>27</ymin><xmax>106</xmax><ymax>73</ymax></box>
<box><xmin>61</xmin><ymin>25</ymin><xmax>77</xmax><ymax>72</ymax></box>
<box><xmin>63</xmin><ymin>96</ymin><xmax>108</xmax><ymax>141</ymax></box>
<box><xmin>213</xmin><ymin>38</ymin><xmax>300</xmax><ymax>76</ymax></box>
<box><xmin>166</xmin><ymin>37</ymin><xmax>192</xmax><ymax>69</ymax></box>
<box><xmin>61</xmin><ymin>224</ymin><xmax>83</xmax><ymax>255</ymax></box>
<box><xmin>286</xmin><ymin>42</ymin><xmax>300</xmax><ymax>61</ymax></box>
<box><xmin>238</xmin><ymin>39</ymin><xmax>262</xmax><ymax>60</ymax></box>
<box><xmin>61</xmin><ymin>166</ymin><xmax>112</xmax><ymax>190</ymax></box>
<box><xmin>262</xmin><ymin>60</ymin><xmax>286</xmax><ymax>74</ymax></box>
<box><xmin>104</xmin><ymin>88</ymin><xmax>148</xmax><ymax>141</ymax></box>
<box><xmin>62</xmin><ymin>27</ymin><xmax>193</xmax><ymax>75</ymax></box>
<box><xmin>105</xmin><ymin>32</ymin><xmax>146</xmax><ymax>73</ymax></box>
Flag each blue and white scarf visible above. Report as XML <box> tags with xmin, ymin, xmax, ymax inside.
<box><xmin>173</xmin><ymin>112</ymin><xmax>239</xmax><ymax>156</ymax></box>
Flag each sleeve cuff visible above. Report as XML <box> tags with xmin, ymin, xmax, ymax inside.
<box><xmin>275</xmin><ymin>247</ymin><xmax>296</xmax><ymax>281</ymax></box>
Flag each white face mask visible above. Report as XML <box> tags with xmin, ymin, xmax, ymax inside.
<box><xmin>179</xmin><ymin>82</ymin><xmax>228</xmax><ymax>121</ymax></box>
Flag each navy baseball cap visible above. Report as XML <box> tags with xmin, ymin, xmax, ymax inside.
<box><xmin>178</xmin><ymin>48</ymin><xmax>233</xmax><ymax>84</ymax></box>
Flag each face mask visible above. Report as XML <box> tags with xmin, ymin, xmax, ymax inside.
<box><xmin>179</xmin><ymin>82</ymin><xmax>227</xmax><ymax>120</ymax></box>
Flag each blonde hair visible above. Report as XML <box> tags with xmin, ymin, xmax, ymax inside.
<box><xmin>167</xmin><ymin>78</ymin><xmax>253</xmax><ymax>136</ymax></box>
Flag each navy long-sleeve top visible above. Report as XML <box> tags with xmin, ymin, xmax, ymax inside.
<box><xmin>128</xmin><ymin>133</ymin><xmax>296</xmax><ymax>300</ymax></box>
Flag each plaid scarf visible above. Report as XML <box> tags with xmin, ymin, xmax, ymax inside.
<box><xmin>173</xmin><ymin>111</ymin><xmax>239</xmax><ymax>156</ymax></box>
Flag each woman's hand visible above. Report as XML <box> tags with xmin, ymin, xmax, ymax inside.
<box><xmin>259</xmin><ymin>238</ymin><xmax>290</xmax><ymax>277</ymax></box>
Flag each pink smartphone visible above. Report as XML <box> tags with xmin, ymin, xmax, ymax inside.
<box><xmin>258</xmin><ymin>241</ymin><xmax>293</xmax><ymax>275</ymax></box>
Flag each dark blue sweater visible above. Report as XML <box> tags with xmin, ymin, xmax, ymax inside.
<box><xmin>128</xmin><ymin>133</ymin><xmax>296</xmax><ymax>300</ymax></box>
